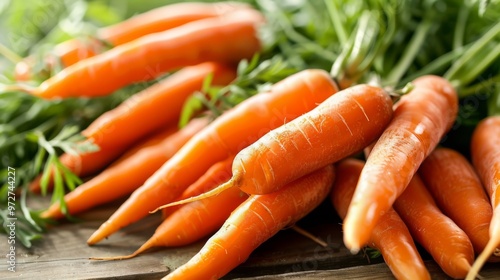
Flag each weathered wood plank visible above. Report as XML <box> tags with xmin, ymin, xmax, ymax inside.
<box><xmin>2</xmin><ymin>197</ymin><xmax>499</xmax><ymax>279</ymax></box>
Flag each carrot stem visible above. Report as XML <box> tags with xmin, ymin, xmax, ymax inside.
<box><xmin>323</xmin><ymin>0</ymin><xmax>348</xmax><ymax>45</ymax></box>
<box><xmin>0</xmin><ymin>42</ymin><xmax>22</xmax><ymax>63</ymax></box>
<box><xmin>445</xmin><ymin>20</ymin><xmax>500</xmax><ymax>85</ymax></box>
<box><xmin>385</xmin><ymin>18</ymin><xmax>432</xmax><ymax>86</ymax></box>
<box><xmin>459</xmin><ymin>73</ymin><xmax>500</xmax><ymax>98</ymax></box>
<box><xmin>453</xmin><ymin>6</ymin><xmax>469</xmax><ymax>50</ymax></box>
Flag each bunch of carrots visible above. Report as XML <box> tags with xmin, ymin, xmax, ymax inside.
<box><xmin>3</xmin><ymin>0</ymin><xmax>500</xmax><ymax>279</ymax></box>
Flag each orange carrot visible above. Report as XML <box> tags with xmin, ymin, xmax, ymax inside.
<box><xmin>14</xmin><ymin>1</ymin><xmax>249</xmax><ymax>81</ymax></box>
<box><xmin>16</xmin><ymin>9</ymin><xmax>263</xmax><ymax>99</ymax></box>
<box><xmin>393</xmin><ymin>174</ymin><xmax>474</xmax><ymax>279</ymax></box>
<box><xmin>162</xmin><ymin>165</ymin><xmax>335</xmax><ymax>280</ymax></box>
<box><xmin>29</xmin><ymin>62</ymin><xmax>235</xmax><ymax>193</ymax></box>
<box><xmin>40</xmin><ymin>117</ymin><xmax>208</xmax><ymax>219</ymax></box>
<box><xmin>86</xmin><ymin>69</ymin><xmax>340</xmax><ymax>245</ymax></box>
<box><xmin>90</xmin><ymin>176</ymin><xmax>248</xmax><ymax>261</ymax></box>
<box><xmin>467</xmin><ymin>115</ymin><xmax>500</xmax><ymax>280</ymax></box>
<box><xmin>160</xmin><ymin>84</ymin><xmax>393</xmax><ymax>208</ymax></box>
<box><xmin>331</xmin><ymin>158</ymin><xmax>430</xmax><ymax>280</ymax></box>
<box><xmin>162</xmin><ymin>155</ymin><xmax>234</xmax><ymax>218</ymax></box>
<box><xmin>342</xmin><ymin>75</ymin><xmax>459</xmax><ymax>252</ymax></box>
<box><xmin>419</xmin><ymin>147</ymin><xmax>495</xmax><ymax>257</ymax></box>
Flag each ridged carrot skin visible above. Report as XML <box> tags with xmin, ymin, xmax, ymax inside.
<box><xmin>162</xmin><ymin>156</ymin><xmax>234</xmax><ymax>218</ymax></box>
<box><xmin>419</xmin><ymin>147</ymin><xmax>495</xmax><ymax>257</ymax></box>
<box><xmin>86</xmin><ymin>69</ymin><xmax>340</xmax><ymax>245</ymax></box>
<box><xmin>466</xmin><ymin>116</ymin><xmax>500</xmax><ymax>280</ymax></box>
<box><xmin>393</xmin><ymin>174</ymin><xmax>474</xmax><ymax>279</ymax></box>
<box><xmin>162</xmin><ymin>165</ymin><xmax>335</xmax><ymax>280</ymax></box>
<box><xmin>28</xmin><ymin>8</ymin><xmax>263</xmax><ymax>99</ymax></box>
<box><xmin>29</xmin><ymin>62</ymin><xmax>235</xmax><ymax>193</ymax></box>
<box><xmin>14</xmin><ymin>1</ymin><xmax>249</xmax><ymax>81</ymax></box>
<box><xmin>331</xmin><ymin>158</ymin><xmax>430</xmax><ymax>280</ymax></box>
<box><xmin>41</xmin><ymin>118</ymin><xmax>207</xmax><ymax>219</ymax></box>
<box><xmin>342</xmin><ymin>75</ymin><xmax>459</xmax><ymax>252</ymax></box>
<box><xmin>233</xmin><ymin>84</ymin><xmax>393</xmax><ymax>195</ymax></box>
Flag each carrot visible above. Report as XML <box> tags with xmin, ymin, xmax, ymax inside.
<box><xmin>162</xmin><ymin>165</ymin><xmax>335</xmax><ymax>280</ymax></box>
<box><xmin>86</xmin><ymin>69</ymin><xmax>340</xmax><ymax>245</ymax></box>
<box><xmin>16</xmin><ymin>8</ymin><xmax>263</xmax><ymax>99</ymax></box>
<box><xmin>14</xmin><ymin>1</ymin><xmax>249</xmax><ymax>81</ymax></box>
<box><xmin>90</xmin><ymin>173</ymin><xmax>248</xmax><ymax>261</ymax></box>
<box><xmin>466</xmin><ymin>115</ymin><xmax>500</xmax><ymax>280</ymax></box>
<box><xmin>393</xmin><ymin>174</ymin><xmax>474</xmax><ymax>279</ymax></box>
<box><xmin>160</xmin><ymin>83</ymin><xmax>393</xmax><ymax>209</ymax></box>
<box><xmin>29</xmin><ymin>62</ymin><xmax>235</xmax><ymax>193</ymax></box>
<box><xmin>40</xmin><ymin>117</ymin><xmax>208</xmax><ymax>219</ymax></box>
<box><xmin>342</xmin><ymin>75</ymin><xmax>459</xmax><ymax>252</ymax></box>
<box><xmin>419</xmin><ymin>147</ymin><xmax>495</xmax><ymax>257</ymax></box>
<box><xmin>331</xmin><ymin>158</ymin><xmax>430</xmax><ymax>280</ymax></box>
<box><xmin>162</xmin><ymin>155</ymin><xmax>234</xmax><ymax>218</ymax></box>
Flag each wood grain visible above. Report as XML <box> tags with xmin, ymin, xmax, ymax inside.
<box><xmin>2</xmin><ymin>197</ymin><xmax>499</xmax><ymax>279</ymax></box>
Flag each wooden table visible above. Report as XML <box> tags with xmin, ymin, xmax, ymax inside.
<box><xmin>3</xmin><ymin>197</ymin><xmax>499</xmax><ymax>279</ymax></box>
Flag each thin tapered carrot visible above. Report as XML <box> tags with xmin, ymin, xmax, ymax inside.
<box><xmin>41</xmin><ymin>117</ymin><xmax>208</xmax><ymax>219</ymax></box>
<box><xmin>393</xmin><ymin>174</ymin><xmax>474</xmax><ymax>279</ymax></box>
<box><xmin>14</xmin><ymin>1</ymin><xmax>249</xmax><ymax>81</ymax></box>
<box><xmin>331</xmin><ymin>158</ymin><xmax>430</xmax><ymax>280</ymax></box>
<box><xmin>342</xmin><ymin>75</ymin><xmax>459</xmax><ymax>253</ymax></box>
<box><xmin>89</xmin><ymin>176</ymin><xmax>248</xmax><ymax>261</ymax></box>
<box><xmin>159</xmin><ymin>83</ymin><xmax>393</xmax><ymax>209</ymax></box>
<box><xmin>86</xmin><ymin>69</ymin><xmax>340</xmax><ymax>245</ymax></box>
<box><xmin>419</xmin><ymin>147</ymin><xmax>495</xmax><ymax>257</ymax></box>
<box><xmin>29</xmin><ymin>62</ymin><xmax>235</xmax><ymax>193</ymax></box>
<box><xmin>162</xmin><ymin>155</ymin><xmax>234</xmax><ymax>218</ymax></box>
<box><xmin>162</xmin><ymin>165</ymin><xmax>335</xmax><ymax>280</ymax></box>
<box><xmin>15</xmin><ymin>8</ymin><xmax>263</xmax><ymax>99</ymax></box>
<box><xmin>467</xmin><ymin>115</ymin><xmax>500</xmax><ymax>280</ymax></box>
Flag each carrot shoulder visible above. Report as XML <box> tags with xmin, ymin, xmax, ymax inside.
<box><xmin>29</xmin><ymin>62</ymin><xmax>235</xmax><ymax>193</ymax></box>
<box><xmin>26</xmin><ymin>8</ymin><xmax>263</xmax><ymax>99</ymax></box>
<box><xmin>393</xmin><ymin>174</ymin><xmax>474</xmax><ymax>279</ymax></box>
<box><xmin>86</xmin><ymin>69</ymin><xmax>339</xmax><ymax>245</ymax></box>
<box><xmin>41</xmin><ymin>117</ymin><xmax>207</xmax><ymax>219</ymax></box>
<box><xmin>162</xmin><ymin>165</ymin><xmax>335</xmax><ymax>280</ymax></box>
<box><xmin>419</xmin><ymin>147</ymin><xmax>494</xmax><ymax>257</ymax></box>
<box><xmin>467</xmin><ymin>115</ymin><xmax>500</xmax><ymax>280</ymax></box>
<box><xmin>331</xmin><ymin>158</ymin><xmax>430</xmax><ymax>280</ymax></box>
<box><xmin>342</xmin><ymin>75</ymin><xmax>459</xmax><ymax>252</ymax></box>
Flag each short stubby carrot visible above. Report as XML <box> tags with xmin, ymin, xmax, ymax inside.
<box><xmin>23</xmin><ymin>8</ymin><xmax>264</xmax><ymax>99</ymax></box>
<box><xmin>29</xmin><ymin>62</ymin><xmax>235</xmax><ymax>193</ymax></box>
<box><xmin>342</xmin><ymin>75</ymin><xmax>459</xmax><ymax>252</ymax></box>
<box><xmin>331</xmin><ymin>158</ymin><xmax>430</xmax><ymax>280</ymax></box>
<box><xmin>14</xmin><ymin>1</ymin><xmax>249</xmax><ymax>81</ymax></box>
<box><xmin>41</xmin><ymin>118</ymin><xmax>207</xmax><ymax>219</ymax></box>
<box><xmin>467</xmin><ymin>115</ymin><xmax>500</xmax><ymax>280</ymax></box>
<box><xmin>393</xmin><ymin>174</ymin><xmax>474</xmax><ymax>279</ymax></box>
<box><xmin>419</xmin><ymin>147</ymin><xmax>495</xmax><ymax>257</ymax></box>
<box><xmin>86</xmin><ymin>69</ymin><xmax>340</xmax><ymax>245</ymax></box>
<box><xmin>162</xmin><ymin>155</ymin><xmax>234</xmax><ymax>218</ymax></box>
<box><xmin>161</xmin><ymin>84</ymin><xmax>393</xmax><ymax>209</ymax></box>
<box><xmin>162</xmin><ymin>165</ymin><xmax>335</xmax><ymax>280</ymax></box>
